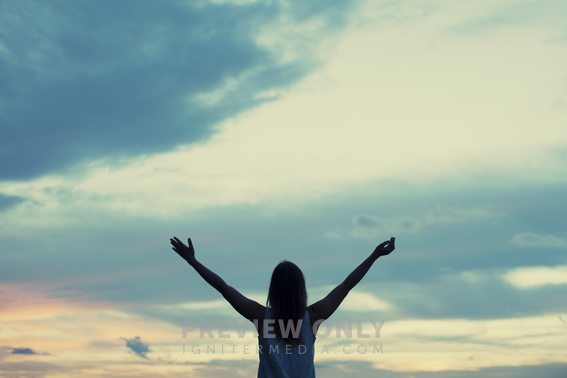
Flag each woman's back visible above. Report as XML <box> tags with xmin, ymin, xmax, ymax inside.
<box><xmin>170</xmin><ymin>236</ymin><xmax>395</xmax><ymax>378</ymax></box>
<box><xmin>258</xmin><ymin>308</ymin><xmax>316</xmax><ymax>378</ymax></box>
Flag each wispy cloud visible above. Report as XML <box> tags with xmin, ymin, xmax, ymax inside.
<box><xmin>510</xmin><ymin>232</ymin><xmax>567</xmax><ymax>249</ymax></box>
<box><xmin>351</xmin><ymin>214</ymin><xmax>423</xmax><ymax>237</ymax></box>
<box><xmin>350</xmin><ymin>207</ymin><xmax>500</xmax><ymax>238</ymax></box>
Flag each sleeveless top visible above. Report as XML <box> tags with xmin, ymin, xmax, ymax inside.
<box><xmin>258</xmin><ymin>308</ymin><xmax>316</xmax><ymax>378</ymax></box>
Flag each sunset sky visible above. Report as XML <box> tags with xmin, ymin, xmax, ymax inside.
<box><xmin>1</xmin><ymin>0</ymin><xmax>567</xmax><ymax>377</ymax></box>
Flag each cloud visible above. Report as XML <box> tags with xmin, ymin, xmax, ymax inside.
<box><xmin>0</xmin><ymin>345</ymin><xmax>12</xmax><ymax>360</ymax></box>
<box><xmin>0</xmin><ymin>360</ymin><xmax>86</xmax><ymax>376</ymax></box>
<box><xmin>280</xmin><ymin>357</ymin><xmax>567</xmax><ymax>378</ymax></box>
<box><xmin>504</xmin><ymin>265</ymin><xmax>567</xmax><ymax>288</ymax></box>
<box><xmin>1</xmin><ymin>177</ymin><xmax>565</xmax><ymax>320</ymax></box>
<box><xmin>315</xmin><ymin>360</ymin><xmax>567</xmax><ymax>378</ymax></box>
<box><xmin>2</xmin><ymin>0</ymin><xmax>567</xmax><ymax>214</ymax></box>
<box><xmin>510</xmin><ymin>232</ymin><xmax>567</xmax><ymax>249</ymax></box>
<box><xmin>340</xmin><ymin>291</ymin><xmax>391</xmax><ymax>312</ymax></box>
<box><xmin>448</xmin><ymin>0</ymin><xmax>563</xmax><ymax>35</ymax></box>
<box><xmin>190</xmin><ymin>359</ymin><xmax>258</xmax><ymax>378</ymax></box>
<box><xmin>315</xmin><ymin>360</ymin><xmax>391</xmax><ymax>378</ymax></box>
<box><xmin>11</xmin><ymin>347</ymin><xmax>37</xmax><ymax>354</ymax></box>
<box><xmin>0</xmin><ymin>0</ymin><xmax>353</xmax><ymax>180</ymax></box>
<box><xmin>350</xmin><ymin>207</ymin><xmax>500</xmax><ymax>238</ymax></box>
<box><xmin>0</xmin><ymin>194</ymin><xmax>24</xmax><ymax>212</ymax></box>
<box><xmin>386</xmin><ymin>363</ymin><xmax>567</xmax><ymax>378</ymax></box>
<box><xmin>351</xmin><ymin>214</ymin><xmax>423</xmax><ymax>237</ymax></box>
<box><xmin>121</xmin><ymin>336</ymin><xmax>150</xmax><ymax>359</ymax></box>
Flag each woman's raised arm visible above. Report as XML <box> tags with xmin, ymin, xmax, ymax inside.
<box><xmin>170</xmin><ymin>237</ymin><xmax>265</xmax><ymax>322</ymax></box>
<box><xmin>308</xmin><ymin>237</ymin><xmax>395</xmax><ymax>327</ymax></box>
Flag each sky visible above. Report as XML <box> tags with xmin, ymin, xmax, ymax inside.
<box><xmin>1</xmin><ymin>0</ymin><xmax>567</xmax><ymax>377</ymax></box>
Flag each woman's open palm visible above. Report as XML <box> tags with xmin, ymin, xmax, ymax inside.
<box><xmin>170</xmin><ymin>237</ymin><xmax>195</xmax><ymax>263</ymax></box>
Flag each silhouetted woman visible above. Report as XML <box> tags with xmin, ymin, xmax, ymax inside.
<box><xmin>170</xmin><ymin>236</ymin><xmax>395</xmax><ymax>377</ymax></box>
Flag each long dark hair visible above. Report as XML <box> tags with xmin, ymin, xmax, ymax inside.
<box><xmin>266</xmin><ymin>261</ymin><xmax>308</xmax><ymax>346</ymax></box>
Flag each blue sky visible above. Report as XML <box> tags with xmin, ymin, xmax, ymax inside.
<box><xmin>1</xmin><ymin>0</ymin><xmax>567</xmax><ymax>377</ymax></box>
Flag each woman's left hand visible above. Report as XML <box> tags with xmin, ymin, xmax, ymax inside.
<box><xmin>170</xmin><ymin>237</ymin><xmax>196</xmax><ymax>264</ymax></box>
<box><xmin>373</xmin><ymin>237</ymin><xmax>395</xmax><ymax>258</ymax></box>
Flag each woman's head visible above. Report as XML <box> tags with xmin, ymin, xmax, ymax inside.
<box><xmin>267</xmin><ymin>261</ymin><xmax>307</xmax><ymax>311</ymax></box>
<box><xmin>266</xmin><ymin>261</ymin><xmax>307</xmax><ymax>345</ymax></box>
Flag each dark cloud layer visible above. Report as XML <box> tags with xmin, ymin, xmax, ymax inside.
<box><xmin>393</xmin><ymin>363</ymin><xmax>567</xmax><ymax>378</ymax></box>
<box><xmin>1</xmin><ymin>177</ymin><xmax>566</xmax><ymax>322</ymax></box>
<box><xmin>316</xmin><ymin>360</ymin><xmax>567</xmax><ymax>378</ymax></box>
<box><xmin>0</xmin><ymin>0</ymin><xmax>351</xmax><ymax>180</ymax></box>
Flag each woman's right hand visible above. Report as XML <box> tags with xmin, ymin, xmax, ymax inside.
<box><xmin>373</xmin><ymin>237</ymin><xmax>395</xmax><ymax>258</ymax></box>
<box><xmin>170</xmin><ymin>237</ymin><xmax>196</xmax><ymax>264</ymax></box>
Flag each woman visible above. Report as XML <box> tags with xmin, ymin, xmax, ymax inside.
<box><xmin>170</xmin><ymin>236</ymin><xmax>395</xmax><ymax>377</ymax></box>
